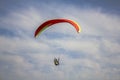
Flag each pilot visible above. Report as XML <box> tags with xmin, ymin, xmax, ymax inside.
<box><xmin>54</xmin><ymin>58</ymin><xmax>59</xmax><ymax>66</ymax></box>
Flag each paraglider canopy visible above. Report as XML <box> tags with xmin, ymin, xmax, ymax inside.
<box><xmin>34</xmin><ymin>19</ymin><xmax>81</xmax><ymax>37</ymax></box>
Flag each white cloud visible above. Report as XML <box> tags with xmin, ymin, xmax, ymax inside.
<box><xmin>102</xmin><ymin>39</ymin><xmax>120</xmax><ymax>54</ymax></box>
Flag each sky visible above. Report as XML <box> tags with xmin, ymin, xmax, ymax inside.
<box><xmin>0</xmin><ymin>0</ymin><xmax>120</xmax><ymax>80</ymax></box>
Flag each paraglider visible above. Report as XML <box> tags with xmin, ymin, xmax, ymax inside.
<box><xmin>54</xmin><ymin>58</ymin><xmax>60</xmax><ymax>66</ymax></box>
<box><xmin>34</xmin><ymin>18</ymin><xmax>81</xmax><ymax>66</ymax></box>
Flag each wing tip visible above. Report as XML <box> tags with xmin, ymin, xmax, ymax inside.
<box><xmin>78</xmin><ymin>28</ymin><xmax>81</xmax><ymax>33</ymax></box>
<box><xmin>34</xmin><ymin>33</ymin><xmax>37</xmax><ymax>38</ymax></box>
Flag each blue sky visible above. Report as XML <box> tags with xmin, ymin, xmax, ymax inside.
<box><xmin>0</xmin><ymin>0</ymin><xmax>120</xmax><ymax>80</ymax></box>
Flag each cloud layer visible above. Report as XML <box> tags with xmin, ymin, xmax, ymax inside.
<box><xmin>0</xmin><ymin>3</ymin><xmax>120</xmax><ymax>80</ymax></box>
